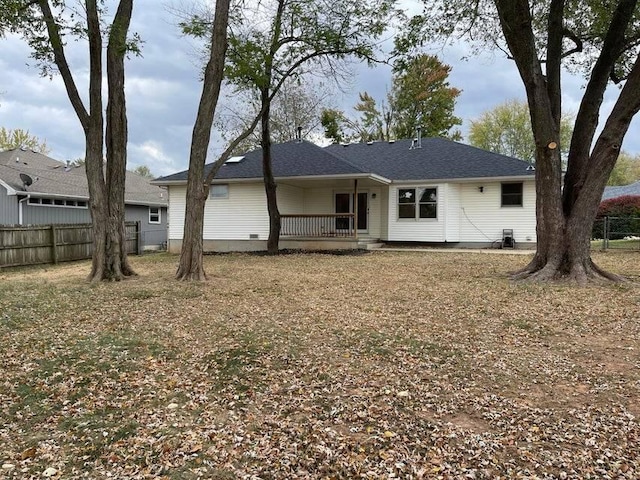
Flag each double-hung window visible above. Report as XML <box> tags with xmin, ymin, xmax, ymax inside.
<box><xmin>149</xmin><ymin>207</ymin><xmax>161</xmax><ymax>224</ymax></box>
<box><xmin>398</xmin><ymin>187</ymin><xmax>437</xmax><ymax>219</ymax></box>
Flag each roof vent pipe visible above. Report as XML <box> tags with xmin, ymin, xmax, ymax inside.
<box><xmin>296</xmin><ymin>126</ymin><xmax>303</xmax><ymax>143</ymax></box>
<box><xmin>417</xmin><ymin>126</ymin><xmax>422</xmax><ymax>149</ymax></box>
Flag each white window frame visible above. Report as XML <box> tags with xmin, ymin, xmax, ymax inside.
<box><xmin>27</xmin><ymin>197</ymin><xmax>88</xmax><ymax>209</ymax></box>
<box><xmin>210</xmin><ymin>184</ymin><xmax>229</xmax><ymax>199</ymax></box>
<box><xmin>397</xmin><ymin>186</ymin><xmax>438</xmax><ymax>220</ymax></box>
<box><xmin>149</xmin><ymin>206</ymin><xmax>161</xmax><ymax>224</ymax></box>
<box><xmin>501</xmin><ymin>182</ymin><xmax>524</xmax><ymax>207</ymax></box>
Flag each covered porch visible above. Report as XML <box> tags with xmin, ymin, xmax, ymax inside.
<box><xmin>276</xmin><ymin>174</ymin><xmax>389</xmax><ymax>244</ymax></box>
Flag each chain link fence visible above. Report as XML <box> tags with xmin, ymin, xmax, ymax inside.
<box><xmin>592</xmin><ymin>216</ymin><xmax>640</xmax><ymax>251</ymax></box>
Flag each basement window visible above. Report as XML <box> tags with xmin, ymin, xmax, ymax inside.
<box><xmin>210</xmin><ymin>184</ymin><xmax>229</xmax><ymax>199</ymax></box>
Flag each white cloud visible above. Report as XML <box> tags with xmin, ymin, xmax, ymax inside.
<box><xmin>129</xmin><ymin>140</ymin><xmax>181</xmax><ymax>177</ymax></box>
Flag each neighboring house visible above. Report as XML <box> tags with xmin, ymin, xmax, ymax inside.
<box><xmin>602</xmin><ymin>181</ymin><xmax>640</xmax><ymax>200</ymax></box>
<box><xmin>153</xmin><ymin>137</ymin><xmax>536</xmax><ymax>253</ymax></box>
<box><xmin>0</xmin><ymin>148</ymin><xmax>168</xmax><ymax>250</ymax></box>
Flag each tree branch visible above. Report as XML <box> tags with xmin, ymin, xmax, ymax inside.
<box><xmin>37</xmin><ymin>0</ymin><xmax>89</xmax><ymax>130</ymax></box>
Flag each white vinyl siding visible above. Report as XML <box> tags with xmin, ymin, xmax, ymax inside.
<box><xmin>278</xmin><ymin>184</ymin><xmax>304</xmax><ymax>214</ymax></box>
<box><xmin>367</xmin><ymin>187</ymin><xmax>382</xmax><ymax>238</ymax></box>
<box><xmin>388</xmin><ymin>184</ymin><xmax>446</xmax><ymax>241</ymax></box>
<box><xmin>380</xmin><ymin>187</ymin><xmax>389</xmax><ymax>240</ymax></box>
<box><xmin>459</xmin><ymin>181</ymin><xmax>536</xmax><ymax>243</ymax></box>
<box><xmin>302</xmin><ymin>188</ymin><xmax>333</xmax><ymax>214</ymax></box>
<box><xmin>168</xmin><ymin>185</ymin><xmax>187</xmax><ymax>240</ymax></box>
<box><xmin>169</xmin><ymin>183</ymin><xmax>306</xmax><ymax>241</ymax></box>
<box><xmin>203</xmin><ymin>183</ymin><xmax>269</xmax><ymax>240</ymax></box>
<box><xmin>444</xmin><ymin>183</ymin><xmax>461</xmax><ymax>242</ymax></box>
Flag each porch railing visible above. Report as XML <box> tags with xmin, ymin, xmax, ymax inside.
<box><xmin>281</xmin><ymin>214</ymin><xmax>355</xmax><ymax>237</ymax></box>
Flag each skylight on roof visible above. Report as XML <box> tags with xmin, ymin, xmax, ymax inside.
<box><xmin>225</xmin><ymin>156</ymin><xmax>245</xmax><ymax>164</ymax></box>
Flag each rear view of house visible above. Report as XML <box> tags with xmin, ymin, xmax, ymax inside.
<box><xmin>154</xmin><ymin>137</ymin><xmax>536</xmax><ymax>252</ymax></box>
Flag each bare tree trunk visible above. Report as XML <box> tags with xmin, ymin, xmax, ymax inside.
<box><xmin>177</xmin><ymin>0</ymin><xmax>231</xmax><ymax>281</ymax></box>
<box><xmin>100</xmin><ymin>0</ymin><xmax>136</xmax><ymax>282</ymax></box>
<box><xmin>38</xmin><ymin>0</ymin><xmax>136</xmax><ymax>282</ymax></box>
<box><xmin>177</xmin><ymin>181</ymin><xmax>208</xmax><ymax>281</ymax></box>
<box><xmin>261</xmin><ymin>88</ymin><xmax>281</xmax><ymax>254</ymax></box>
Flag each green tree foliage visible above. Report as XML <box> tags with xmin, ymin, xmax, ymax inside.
<box><xmin>391</xmin><ymin>54</ymin><xmax>462</xmax><ymax>140</ymax></box>
<box><xmin>2</xmin><ymin>0</ymin><xmax>139</xmax><ymax>282</ymax></box>
<box><xmin>469</xmin><ymin>99</ymin><xmax>573</xmax><ymax>162</ymax></box>
<box><xmin>608</xmin><ymin>151</ymin><xmax>640</xmax><ymax>185</ymax></box>
<box><xmin>132</xmin><ymin>165</ymin><xmax>154</xmax><ymax>179</ymax></box>
<box><xmin>0</xmin><ymin>127</ymin><xmax>49</xmax><ymax>154</ymax></box>
<box><xmin>321</xmin><ymin>55</ymin><xmax>461</xmax><ymax>143</ymax></box>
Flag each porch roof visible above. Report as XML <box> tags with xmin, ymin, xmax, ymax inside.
<box><xmin>154</xmin><ymin>140</ymin><xmax>369</xmax><ymax>184</ymax></box>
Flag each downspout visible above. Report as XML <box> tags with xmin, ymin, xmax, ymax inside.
<box><xmin>18</xmin><ymin>195</ymin><xmax>30</xmax><ymax>225</ymax></box>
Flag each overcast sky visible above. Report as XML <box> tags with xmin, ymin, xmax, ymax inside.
<box><xmin>1</xmin><ymin>0</ymin><xmax>639</xmax><ymax>178</ymax></box>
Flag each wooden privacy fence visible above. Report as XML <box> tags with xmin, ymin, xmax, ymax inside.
<box><xmin>0</xmin><ymin>222</ymin><xmax>140</xmax><ymax>268</ymax></box>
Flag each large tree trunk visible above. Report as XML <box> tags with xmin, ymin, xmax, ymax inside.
<box><xmin>261</xmin><ymin>88</ymin><xmax>281</xmax><ymax>254</ymax></box>
<box><xmin>495</xmin><ymin>0</ymin><xmax>640</xmax><ymax>284</ymax></box>
<box><xmin>98</xmin><ymin>0</ymin><xmax>136</xmax><ymax>282</ymax></box>
<box><xmin>177</xmin><ymin>0</ymin><xmax>231</xmax><ymax>281</ymax></box>
<box><xmin>38</xmin><ymin>0</ymin><xmax>135</xmax><ymax>282</ymax></box>
<box><xmin>177</xmin><ymin>181</ymin><xmax>208</xmax><ymax>281</ymax></box>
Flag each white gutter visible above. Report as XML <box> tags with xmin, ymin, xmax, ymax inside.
<box><xmin>391</xmin><ymin>175</ymin><xmax>536</xmax><ymax>184</ymax></box>
<box><xmin>153</xmin><ymin>172</ymin><xmax>393</xmax><ymax>187</ymax></box>
<box><xmin>18</xmin><ymin>194</ymin><xmax>30</xmax><ymax>225</ymax></box>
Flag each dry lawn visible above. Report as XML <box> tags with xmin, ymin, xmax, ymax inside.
<box><xmin>0</xmin><ymin>250</ymin><xmax>639</xmax><ymax>479</ymax></box>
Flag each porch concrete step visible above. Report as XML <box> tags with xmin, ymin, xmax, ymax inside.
<box><xmin>357</xmin><ymin>239</ymin><xmax>384</xmax><ymax>250</ymax></box>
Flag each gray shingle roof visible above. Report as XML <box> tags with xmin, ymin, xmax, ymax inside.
<box><xmin>0</xmin><ymin>149</ymin><xmax>167</xmax><ymax>206</ymax></box>
<box><xmin>602</xmin><ymin>181</ymin><xmax>640</xmax><ymax>200</ymax></box>
<box><xmin>156</xmin><ymin>140</ymin><xmax>366</xmax><ymax>183</ymax></box>
<box><xmin>326</xmin><ymin>138</ymin><xmax>535</xmax><ymax>181</ymax></box>
<box><xmin>154</xmin><ymin>138</ymin><xmax>534</xmax><ymax>184</ymax></box>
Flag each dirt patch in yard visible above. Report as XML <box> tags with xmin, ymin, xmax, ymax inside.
<box><xmin>0</xmin><ymin>250</ymin><xmax>639</xmax><ymax>479</ymax></box>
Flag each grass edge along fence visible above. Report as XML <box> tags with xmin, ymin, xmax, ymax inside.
<box><xmin>0</xmin><ymin>222</ymin><xmax>140</xmax><ymax>268</ymax></box>
<box><xmin>592</xmin><ymin>216</ymin><xmax>640</xmax><ymax>251</ymax></box>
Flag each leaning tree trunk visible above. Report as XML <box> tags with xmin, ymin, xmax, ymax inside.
<box><xmin>261</xmin><ymin>88</ymin><xmax>281</xmax><ymax>254</ymax></box>
<box><xmin>176</xmin><ymin>0</ymin><xmax>231</xmax><ymax>281</ymax></box>
<box><xmin>177</xmin><ymin>181</ymin><xmax>208</xmax><ymax>281</ymax></box>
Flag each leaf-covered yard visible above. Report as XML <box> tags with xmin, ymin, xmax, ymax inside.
<box><xmin>1</xmin><ymin>251</ymin><xmax>639</xmax><ymax>479</ymax></box>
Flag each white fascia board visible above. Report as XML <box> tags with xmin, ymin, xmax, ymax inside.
<box><xmin>391</xmin><ymin>175</ymin><xmax>535</xmax><ymax>184</ymax></box>
<box><xmin>17</xmin><ymin>191</ymin><xmax>89</xmax><ymax>200</ymax></box>
<box><xmin>125</xmin><ymin>200</ymin><xmax>169</xmax><ymax>207</ymax></box>
<box><xmin>0</xmin><ymin>179</ymin><xmax>17</xmax><ymax>195</ymax></box>
<box><xmin>18</xmin><ymin>191</ymin><xmax>167</xmax><ymax>207</ymax></box>
<box><xmin>153</xmin><ymin>173</ymin><xmax>392</xmax><ymax>186</ymax></box>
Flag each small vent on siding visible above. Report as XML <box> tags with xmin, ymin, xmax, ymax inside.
<box><xmin>249</xmin><ymin>234</ymin><xmax>259</xmax><ymax>239</ymax></box>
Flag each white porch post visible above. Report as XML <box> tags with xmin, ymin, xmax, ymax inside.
<box><xmin>353</xmin><ymin>179</ymin><xmax>358</xmax><ymax>239</ymax></box>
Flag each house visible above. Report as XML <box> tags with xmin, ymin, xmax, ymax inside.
<box><xmin>0</xmin><ymin>148</ymin><xmax>168</xmax><ymax>250</ymax></box>
<box><xmin>153</xmin><ymin>137</ymin><xmax>536</xmax><ymax>253</ymax></box>
<box><xmin>602</xmin><ymin>181</ymin><xmax>640</xmax><ymax>200</ymax></box>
